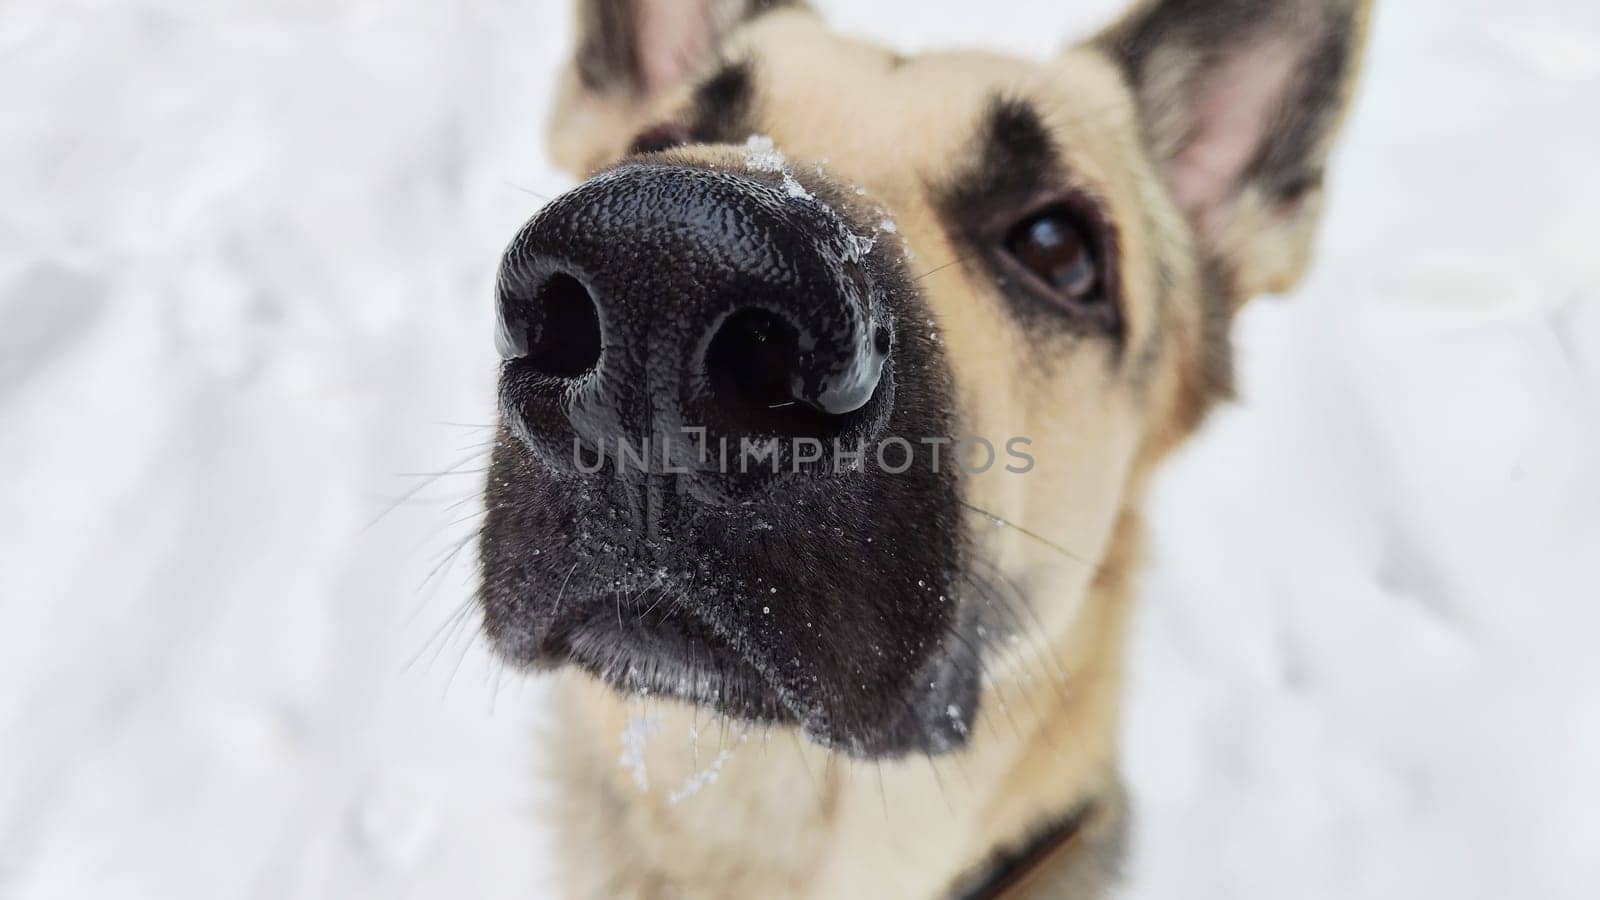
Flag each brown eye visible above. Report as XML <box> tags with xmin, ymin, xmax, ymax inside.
<box><xmin>1002</xmin><ymin>209</ymin><xmax>1101</xmax><ymax>303</ymax></box>
<box><xmin>628</xmin><ymin>123</ymin><xmax>692</xmax><ymax>155</ymax></box>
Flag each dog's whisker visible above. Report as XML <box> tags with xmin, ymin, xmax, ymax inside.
<box><xmin>443</xmin><ymin>492</ymin><xmax>488</xmax><ymax>515</ymax></box>
<box><xmin>963</xmin><ymin>558</ymin><xmax>1075</xmax><ymax>698</ymax></box>
<box><xmin>501</xmin><ymin>178</ymin><xmax>555</xmax><ymax>203</ymax></box>
<box><xmin>398</xmin><ymin>492</ymin><xmax>486</xmax><ymax>556</ymax></box>
<box><xmin>550</xmin><ymin>560</ymin><xmax>582</xmax><ymax>619</ymax></box>
<box><xmin>487</xmin><ymin>656</ymin><xmax>506</xmax><ymax>716</ymax></box>
<box><xmin>395</xmin><ymin>465</ymin><xmax>491</xmax><ymax>478</ymax></box>
<box><xmin>440</xmin><ymin>510</ymin><xmax>488</xmax><ymax>530</ymax></box>
<box><xmin>923</xmin><ymin>750</ymin><xmax>957</xmax><ymax>817</ymax></box>
<box><xmin>873</xmin><ymin>759</ymin><xmax>891</xmax><ymax>826</ymax></box>
<box><xmin>439</xmin><ymin>603</ymin><xmax>488</xmax><ymax>700</ymax></box>
<box><xmin>788</xmin><ymin>732</ymin><xmax>822</xmax><ymax>797</ymax></box>
<box><xmin>958</xmin><ymin>500</ymin><xmax>1099</xmax><ymax>570</ymax></box>
<box><xmin>913</xmin><ymin>249</ymin><xmax>983</xmax><ymax>283</ymax></box>
<box><xmin>416</xmin><ymin>529</ymin><xmax>479</xmax><ymax>598</ymax></box>
<box><xmin>406</xmin><ymin>590</ymin><xmax>481</xmax><ymax>679</ymax></box>
<box><xmin>365</xmin><ymin>449</ymin><xmax>492</xmax><ymax>531</ymax></box>
<box><xmin>403</xmin><ymin>602</ymin><xmax>468</xmax><ymax>676</ymax></box>
<box><xmin>956</xmin><ymin>563</ymin><xmax>1056</xmax><ymax>693</ymax></box>
<box><xmin>976</xmin><ymin>555</ymin><xmax>1080</xmax><ymax>691</ymax></box>
<box><xmin>637</xmin><ymin>586</ymin><xmax>673</xmax><ymax>621</ymax></box>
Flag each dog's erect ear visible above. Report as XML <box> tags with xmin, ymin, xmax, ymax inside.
<box><xmin>1099</xmin><ymin>0</ymin><xmax>1372</xmax><ymax>304</ymax></box>
<box><xmin>549</xmin><ymin>0</ymin><xmax>801</xmax><ymax>173</ymax></box>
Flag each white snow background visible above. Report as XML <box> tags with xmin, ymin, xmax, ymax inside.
<box><xmin>2</xmin><ymin>0</ymin><xmax>1597</xmax><ymax>897</ymax></box>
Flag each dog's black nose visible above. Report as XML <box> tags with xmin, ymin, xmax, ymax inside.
<box><xmin>496</xmin><ymin>164</ymin><xmax>894</xmax><ymax>484</ymax></box>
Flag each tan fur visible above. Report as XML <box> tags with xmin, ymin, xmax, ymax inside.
<box><xmin>548</xmin><ymin>64</ymin><xmax>650</xmax><ymax>175</ymax></box>
<box><xmin>533</xmin><ymin>3</ymin><xmax>1371</xmax><ymax>896</ymax></box>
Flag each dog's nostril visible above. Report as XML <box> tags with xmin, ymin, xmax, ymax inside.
<box><xmin>706</xmin><ymin>308</ymin><xmax>804</xmax><ymax>411</ymax></box>
<box><xmin>704</xmin><ymin>307</ymin><xmax>887</xmax><ymax>440</ymax></box>
<box><xmin>501</xmin><ymin>273</ymin><xmax>602</xmax><ymax>378</ymax></box>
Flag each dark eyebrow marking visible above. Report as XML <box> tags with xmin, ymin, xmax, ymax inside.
<box><xmin>935</xmin><ymin>95</ymin><xmax>1060</xmax><ymax>219</ymax></box>
<box><xmin>932</xmin><ymin>95</ymin><xmax>1060</xmax><ymax>256</ymax></box>
<box><xmin>688</xmin><ymin>59</ymin><xmax>757</xmax><ymax>143</ymax></box>
<box><xmin>983</xmin><ymin>96</ymin><xmax>1058</xmax><ymax>177</ymax></box>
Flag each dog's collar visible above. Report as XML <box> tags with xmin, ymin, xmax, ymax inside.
<box><xmin>954</xmin><ymin>801</ymin><xmax>1096</xmax><ymax>900</ymax></box>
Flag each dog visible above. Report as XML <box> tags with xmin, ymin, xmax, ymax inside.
<box><xmin>478</xmin><ymin>1</ymin><xmax>1372</xmax><ymax>896</ymax></box>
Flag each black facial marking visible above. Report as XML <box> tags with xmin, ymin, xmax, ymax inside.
<box><xmin>624</xmin><ymin>60</ymin><xmax>754</xmax><ymax>158</ymax></box>
<box><xmin>945</xmin><ymin>96</ymin><xmax>1059</xmax><ymax>208</ymax></box>
<box><xmin>688</xmin><ymin>59</ymin><xmax>757</xmax><ymax>144</ymax></box>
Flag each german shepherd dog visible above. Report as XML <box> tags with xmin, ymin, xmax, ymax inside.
<box><xmin>479</xmin><ymin>1</ymin><xmax>1372</xmax><ymax>895</ymax></box>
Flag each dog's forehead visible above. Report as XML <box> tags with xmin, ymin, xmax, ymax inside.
<box><xmin>720</xmin><ymin>13</ymin><xmax>1139</xmax><ymax>202</ymax></box>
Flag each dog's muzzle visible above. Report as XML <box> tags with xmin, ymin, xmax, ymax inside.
<box><xmin>479</xmin><ymin>160</ymin><xmax>975</xmax><ymax>758</ymax></box>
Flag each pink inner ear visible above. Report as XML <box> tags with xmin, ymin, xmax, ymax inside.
<box><xmin>1169</xmin><ymin>35</ymin><xmax>1305</xmax><ymax>229</ymax></box>
<box><xmin>637</xmin><ymin>0</ymin><xmax>713</xmax><ymax>95</ymax></box>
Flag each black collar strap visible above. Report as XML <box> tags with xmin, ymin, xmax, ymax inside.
<box><xmin>954</xmin><ymin>801</ymin><xmax>1095</xmax><ymax>900</ymax></box>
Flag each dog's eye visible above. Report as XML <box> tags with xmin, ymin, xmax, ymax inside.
<box><xmin>628</xmin><ymin>123</ymin><xmax>693</xmax><ymax>155</ymax></box>
<box><xmin>1002</xmin><ymin>208</ymin><xmax>1102</xmax><ymax>304</ymax></box>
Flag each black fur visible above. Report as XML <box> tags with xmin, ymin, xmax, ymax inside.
<box><xmin>480</xmin><ymin>161</ymin><xmax>977</xmax><ymax>758</ymax></box>
<box><xmin>689</xmin><ymin>60</ymin><xmax>757</xmax><ymax>144</ymax></box>
<box><xmin>949</xmin><ymin>784</ymin><xmax>1131</xmax><ymax>899</ymax></box>
<box><xmin>941</xmin><ymin>96</ymin><xmax>1058</xmax><ymax>208</ymax></box>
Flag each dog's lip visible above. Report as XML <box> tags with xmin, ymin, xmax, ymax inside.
<box><xmin>528</xmin><ymin>602</ymin><xmax>795</xmax><ymax>723</ymax></box>
<box><xmin>481</xmin><ymin>565</ymin><xmax>980</xmax><ymax>757</ymax></box>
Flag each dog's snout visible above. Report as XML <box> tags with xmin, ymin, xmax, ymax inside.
<box><xmin>496</xmin><ymin>163</ymin><xmax>895</xmax><ymax>481</ymax></box>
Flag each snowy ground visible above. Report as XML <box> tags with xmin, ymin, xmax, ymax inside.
<box><xmin>2</xmin><ymin>0</ymin><xmax>1597</xmax><ymax>898</ymax></box>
